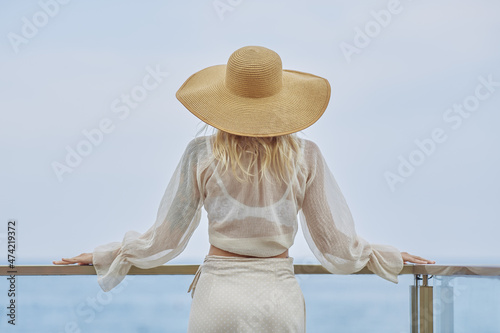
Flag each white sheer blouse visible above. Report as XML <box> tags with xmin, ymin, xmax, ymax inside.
<box><xmin>93</xmin><ymin>135</ymin><xmax>404</xmax><ymax>292</ymax></box>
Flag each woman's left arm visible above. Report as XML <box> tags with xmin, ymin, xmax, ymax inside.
<box><xmin>299</xmin><ymin>141</ymin><xmax>435</xmax><ymax>284</ymax></box>
<box><xmin>401</xmin><ymin>252</ymin><xmax>435</xmax><ymax>264</ymax></box>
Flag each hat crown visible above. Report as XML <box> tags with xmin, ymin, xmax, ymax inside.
<box><xmin>225</xmin><ymin>46</ymin><xmax>283</xmax><ymax>98</ymax></box>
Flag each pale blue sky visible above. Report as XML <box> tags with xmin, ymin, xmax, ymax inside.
<box><xmin>1</xmin><ymin>0</ymin><xmax>499</xmax><ymax>265</ymax></box>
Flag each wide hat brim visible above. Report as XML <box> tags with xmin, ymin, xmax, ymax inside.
<box><xmin>176</xmin><ymin>64</ymin><xmax>331</xmax><ymax>137</ymax></box>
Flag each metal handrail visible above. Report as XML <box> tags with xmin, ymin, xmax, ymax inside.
<box><xmin>3</xmin><ymin>263</ymin><xmax>500</xmax><ymax>333</ymax></box>
<box><xmin>2</xmin><ymin>264</ymin><xmax>500</xmax><ymax>276</ymax></box>
<box><xmin>0</xmin><ymin>264</ymin><xmax>418</xmax><ymax>276</ymax></box>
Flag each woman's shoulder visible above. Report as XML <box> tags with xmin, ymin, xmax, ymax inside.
<box><xmin>298</xmin><ymin>137</ymin><xmax>322</xmax><ymax>157</ymax></box>
<box><xmin>183</xmin><ymin>135</ymin><xmax>216</xmax><ymax>167</ymax></box>
<box><xmin>185</xmin><ymin>135</ymin><xmax>212</xmax><ymax>151</ymax></box>
<box><xmin>184</xmin><ymin>134</ymin><xmax>323</xmax><ymax>159</ymax></box>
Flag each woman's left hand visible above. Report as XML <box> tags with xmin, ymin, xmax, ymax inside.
<box><xmin>401</xmin><ymin>252</ymin><xmax>436</xmax><ymax>264</ymax></box>
<box><xmin>52</xmin><ymin>252</ymin><xmax>93</xmax><ymax>265</ymax></box>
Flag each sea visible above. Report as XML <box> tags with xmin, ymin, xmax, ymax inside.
<box><xmin>1</xmin><ymin>258</ymin><xmax>499</xmax><ymax>333</ymax></box>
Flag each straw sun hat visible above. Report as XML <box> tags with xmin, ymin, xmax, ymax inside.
<box><xmin>176</xmin><ymin>46</ymin><xmax>331</xmax><ymax>137</ymax></box>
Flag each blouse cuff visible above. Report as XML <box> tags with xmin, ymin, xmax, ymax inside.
<box><xmin>93</xmin><ymin>242</ymin><xmax>132</xmax><ymax>292</ymax></box>
<box><xmin>366</xmin><ymin>244</ymin><xmax>404</xmax><ymax>284</ymax></box>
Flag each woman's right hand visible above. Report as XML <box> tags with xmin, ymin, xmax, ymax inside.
<box><xmin>52</xmin><ymin>252</ymin><xmax>93</xmax><ymax>265</ymax></box>
<box><xmin>401</xmin><ymin>252</ymin><xmax>435</xmax><ymax>264</ymax></box>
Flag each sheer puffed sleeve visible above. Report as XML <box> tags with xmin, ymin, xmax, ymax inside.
<box><xmin>92</xmin><ymin>137</ymin><xmax>209</xmax><ymax>292</ymax></box>
<box><xmin>299</xmin><ymin>141</ymin><xmax>403</xmax><ymax>283</ymax></box>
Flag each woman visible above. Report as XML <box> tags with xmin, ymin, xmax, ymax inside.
<box><xmin>54</xmin><ymin>46</ymin><xmax>435</xmax><ymax>332</ymax></box>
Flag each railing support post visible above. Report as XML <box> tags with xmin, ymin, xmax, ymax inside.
<box><xmin>420</xmin><ymin>274</ymin><xmax>433</xmax><ymax>333</ymax></box>
<box><xmin>411</xmin><ymin>274</ymin><xmax>434</xmax><ymax>333</ymax></box>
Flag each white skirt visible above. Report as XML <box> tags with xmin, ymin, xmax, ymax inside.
<box><xmin>187</xmin><ymin>255</ymin><xmax>306</xmax><ymax>333</ymax></box>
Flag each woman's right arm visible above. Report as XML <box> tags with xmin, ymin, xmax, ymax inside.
<box><xmin>53</xmin><ymin>252</ymin><xmax>93</xmax><ymax>265</ymax></box>
<box><xmin>53</xmin><ymin>137</ymin><xmax>209</xmax><ymax>292</ymax></box>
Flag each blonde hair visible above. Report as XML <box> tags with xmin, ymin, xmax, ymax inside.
<box><xmin>210</xmin><ymin>129</ymin><xmax>302</xmax><ymax>184</ymax></box>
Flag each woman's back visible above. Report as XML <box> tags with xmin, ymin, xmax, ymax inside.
<box><xmin>202</xmin><ymin>133</ymin><xmax>307</xmax><ymax>257</ymax></box>
<box><xmin>167</xmin><ymin>132</ymin><xmax>403</xmax><ymax>281</ymax></box>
